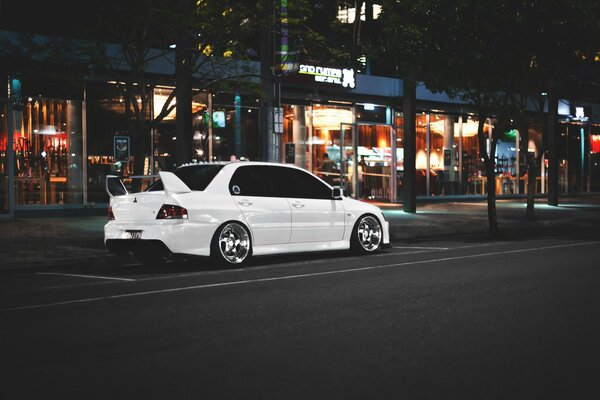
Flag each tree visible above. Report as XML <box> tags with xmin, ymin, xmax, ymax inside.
<box><xmin>378</xmin><ymin>0</ymin><xmax>600</xmax><ymax>235</ymax></box>
<box><xmin>84</xmin><ymin>0</ymin><xmax>266</xmax><ymax>180</ymax></box>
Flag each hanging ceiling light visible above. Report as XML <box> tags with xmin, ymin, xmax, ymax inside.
<box><xmin>429</xmin><ymin>119</ymin><xmax>492</xmax><ymax>137</ymax></box>
<box><xmin>311</xmin><ymin>107</ymin><xmax>353</xmax><ymax>130</ymax></box>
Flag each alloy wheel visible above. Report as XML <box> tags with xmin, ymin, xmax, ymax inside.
<box><xmin>218</xmin><ymin>223</ymin><xmax>250</xmax><ymax>264</ymax></box>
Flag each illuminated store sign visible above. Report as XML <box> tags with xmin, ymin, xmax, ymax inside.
<box><xmin>571</xmin><ymin>105</ymin><xmax>590</xmax><ymax>122</ymax></box>
<box><xmin>298</xmin><ymin>64</ymin><xmax>356</xmax><ymax>88</ymax></box>
<box><xmin>591</xmin><ymin>134</ymin><xmax>600</xmax><ymax>153</ymax></box>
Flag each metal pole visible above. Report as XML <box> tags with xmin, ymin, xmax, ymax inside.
<box><xmin>352</xmin><ymin>121</ymin><xmax>358</xmax><ymax>199</ymax></box>
<box><xmin>541</xmin><ymin>154</ymin><xmax>546</xmax><ymax>193</ymax></box>
<box><xmin>516</xmin><ymin>129</ymin><xmax>520</xmax><ymax>194</ymax></box>
<box><xmin>425</xmin><ymin>113</ymin><xmax>430</xmax><ymax>196</ymax></box>
<box><xmin>390</xmin><ymin>126</ymin><xmax>397</xmax><ymax>203</ymax></box>
<box><xmin>340</xmin><ymin>122</ymin><xmax>345</xmax><ymax>193</ymax></box>
<box><xmin>580</xmin><ymin>127</ymin><xmax>585</xmax><ymax>192</ymax></box>
<box><xmin>458</xmin><ymin>115</ymin><xmax>463</xmax><ymax>193</ymax></box>
<box><xmin>208</xmin><ymin>93</ymin><xmax>213</xmax><ymax>161</ymax></box>
<box><xmin>7</xmin><ymin>106</ymin><xmax>15</xmax><ymax>218</ymax></box>
<box><xmin>587</xmin><ymin>126</ymin><xmax>592</xmax><ymax>192</ymax></box>
<box><xmin>149</xmin><ymin>86</ymin><xmax>154</xmax><ymax>174</ymax></box>
<box><xmin>82</xmin><ymin>81</ymin><xmax>88</xmax><ymax>205</ymax></box>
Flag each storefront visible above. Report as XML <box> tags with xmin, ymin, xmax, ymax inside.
<box><xmin>2</xmin><ymin>70</ymin><xmax>599</xmax><ymax>217</ymax></box>
<box><xmin>1</xmin><ymin>96</ymin><xmax>84</xmax><ymax>216</ymax></box>
<box><xmin>280</xmin><ymin>102</ymin><xmax>395</xmax><ymax>200</ymax></box>
<box><xmin>1</xmin><ymin>77</ymin><xmax>261</xmax><ymax>217</ymax></box>
<box><xmin>278</xmin><ymin>73</ymin><xmax>556</xmax><ymax>203</ymax></box>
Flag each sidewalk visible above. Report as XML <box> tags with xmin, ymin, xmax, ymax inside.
<box><xmin>1</xmin><ymin>195</ymin><xmax>599</xmax><ymax>272</ymax></box>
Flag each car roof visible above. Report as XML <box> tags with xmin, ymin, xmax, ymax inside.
<box><xmin>176</xmin><ymin>161</ymin><xmax>305</xmax><ymax>170</ymax></box>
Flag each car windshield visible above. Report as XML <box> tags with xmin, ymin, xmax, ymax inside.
<box><xmin>146</xmin><ymin>164</ymin><xmax>225</xmax><ymax>192</ymax></box>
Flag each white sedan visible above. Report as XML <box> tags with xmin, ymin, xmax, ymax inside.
<box><xmin>105</xmin><ymin>161</ymin><xmax>390</xmax><ymax>266</ymax></box>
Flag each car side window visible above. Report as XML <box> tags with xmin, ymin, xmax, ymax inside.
<box><xmin>275</xmin><ymin>167</ymin><xmax>332</xmax><ymax>200</ymax></box>
<box><xmin>229</xmin><ymin>166</ymin><xmax>275</xmax><ymax>197</ymax></box>
<box><xmin>304</xmin><ymin>171</ymin><xmax>333</xmax><ymax>199</ymax></box>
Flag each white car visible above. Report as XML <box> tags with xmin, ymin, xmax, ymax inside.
<box><xmin>104</xmin><ymin>161</ymin><xmax>390</xmax><ymax>266</ymax></box>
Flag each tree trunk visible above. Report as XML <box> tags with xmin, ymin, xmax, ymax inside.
<box><xmin>403</xmin><ymin>78</ymin><xmax>417</xmax><ymax>213</ymax></box>
<box><xmin>486</xmin><ymin>166</ymin><xmax>499</xmax><ymax>237</ymax></box>
<box><xmin>175</xmin><ymin>3</ymin><xmax>193</xmax><ymax>166</ymax></box>
<box><xmin>547</xmin><ymin>80</ymin><xmax>559</xmax><ymax>206</ymax></box>
<box><xmin>526</xmin><ymin>158</ymin><xmax>537</xmax><ymax>220</ymax></box>
<box><xmin>477</xmin><ymin>114</ymin><xmax>499</xmax><ymax>237</ymax></box>
<box><xmin>519</xmin><ymin>118</ymin><xmax>536</xmax><ymax>220</ymax></box>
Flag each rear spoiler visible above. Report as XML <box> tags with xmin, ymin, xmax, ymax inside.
<box><xmin>159</xmin><ymin>171</ymin><xmax>192</xmax><ymax>195</ymax></box>
<box><xmin>105</xmin><ymin>173</ymin><xmax>191</xmax><ymax>198</ymax></box>
<box><xmin>105</xmin><ymin>175</ymin><xmax>129</xmax><ymax>198</ymax></box>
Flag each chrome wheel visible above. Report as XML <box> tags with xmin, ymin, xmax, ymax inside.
<box><xmin>217</xmin><ymin>222</ymin><xmax>250</xmax><ymax>264</ymax></box>
<box><xmin>356</xmin><ymin>215</ymin><xmax>382</xmax><ymax>252</ymax></box>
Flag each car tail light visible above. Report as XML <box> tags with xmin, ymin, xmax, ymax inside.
<box><xmin>156</xmin><ymin>204</ymin><xmax>188</xmax><ymax>219</ymax></box>
<box><xmin>108</xmin><ymin>205</ymin><xmax>115</xmax><ymax>220</ymax></box>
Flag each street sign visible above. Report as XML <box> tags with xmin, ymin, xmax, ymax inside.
<box><xmin>114</xmin><ymin>136</ymin><xmax>130</xmax><ymax>162</ymax></box>
<box><xmin>274</xmin><ymin>107</ymin><xmax>283</xmax><ymax>134</ymax></box>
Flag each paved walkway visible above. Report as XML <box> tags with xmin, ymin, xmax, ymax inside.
<box><xmin>1</xmin><ymin>195</ymin><xmax>599</xmax><ymax>271</ymax></box>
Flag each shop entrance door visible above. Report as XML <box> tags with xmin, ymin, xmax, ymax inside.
<box><xmin>340</xmin><ymin>122</ymin><xmax>397</xmax><ymax>202</ymax></box>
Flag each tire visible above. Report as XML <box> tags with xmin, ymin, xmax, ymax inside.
<box><xmin>211</xmin><ymin>222</ymin><xmax>252</xmax><ymax>266</ymax></box>
<box><xmin>351</xmin><ymin>214</ymin><xmax>383</xmax><ymax>254</ymax></box>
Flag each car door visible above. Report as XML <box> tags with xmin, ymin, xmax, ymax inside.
<box><xmin>278</xmin><ymin>166</ymin><xmax>346</xmax><ymax>244</ymax></box>
<box><xmin>229</xmin><ymin>165</ymin><xmax>291</xmax><ymax>246</ymax></box>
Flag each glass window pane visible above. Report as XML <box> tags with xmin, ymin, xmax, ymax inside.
<box><xmin>14</xmin><ymin>98</ymin><xmax>83</xmax><ymax>206</ymax></box>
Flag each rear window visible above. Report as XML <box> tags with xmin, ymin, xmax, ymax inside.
<box><xmin>147</xmin><ymin>164</ymin><xmax>225</xmax><ymax>192</ymax></box>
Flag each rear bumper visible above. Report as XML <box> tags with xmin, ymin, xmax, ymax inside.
<box><xmin>104</xmin><ymin>220</ymin><xmax>216</xmax><ymax>256</ymax></box>
<box><xmin>105</xmin><ymin>239</ymin><xmax>171</xmax><ymax>256</ymax></box>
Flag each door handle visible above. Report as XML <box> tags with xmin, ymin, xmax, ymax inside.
<box><xmin>238</xmin><ymin>200</ymin><xmax>253</xmax><ymax>207</ymax></box>
<box><xmin>292</xmin><ymin>202</ymin><xmax>305</xmax><ymax>208</ymax></box>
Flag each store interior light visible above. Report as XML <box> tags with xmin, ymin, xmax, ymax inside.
<box><xmin>153</xmin><ymin>89</ymin><xmax>206</xmax><ymax>120</ymax></box>
<box><xmin>429</xmin><ymin>119</ymin><xmax>491</xmax><ymax>137</ymax></box>
<box><xmin>311</xmin><ymin>107</ymin><xmax>353</xmax><ymax>129</ymax></box>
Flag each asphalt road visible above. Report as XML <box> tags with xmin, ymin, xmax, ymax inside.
<box><xmin>2</xmin><ymin>227</ymin><xmax>600</xmax><ymax>399</ymax></box>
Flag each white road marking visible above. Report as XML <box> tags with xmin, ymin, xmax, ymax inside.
<box><xmin>4</xmin><ymin>240</ymin><xmax>597</xmax><ymax>313</ymax></box>
<box><xmin>393</xmin><ymin>246</ymin><xmax>449</xmax><ymax>250</ymax></box>
<box><xmin>36</xmin><ymin>272</ymin><xmax>135</xmax><ymax>282</ymax></box>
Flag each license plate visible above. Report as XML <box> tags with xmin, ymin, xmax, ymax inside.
<box><xmin>125</xmin><ymin>230</ymin><xmax>142</xmax><ymax>239</ymax></box>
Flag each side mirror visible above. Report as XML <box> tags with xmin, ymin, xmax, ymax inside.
<box><xmin>332</xmin><ymin>187</ymin><xmax>343</xmax><ymax>200</ymax></box>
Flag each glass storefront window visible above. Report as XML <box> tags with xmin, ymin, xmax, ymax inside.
<box><xmin>1</xmin><ymin>102</ymin><xmax>8</xmax><ymax>214</ymax></box>
<box><xmin>356</xmin><ymin>124</ymin><xmax>393</xmax><ymax>200</ymax></box>
<box><xmin>429</xmin><ymin>114</ymin><xmax>459</xmax><ymax>195</ymax></box>
<box><xmin>86</xmin><ymin>82</ymin><xmax>138</xmax><ymax>203</ymax></box>
<box><xmin>558</xmin><ymin>122</ymin><xmax>569</xmax><ymax>193</ymax></box>
<box><xmin>282</xmin><ymin>103</ymin><xmax>353</xmax><ymax>187</ymax></box>
<box><xmin>590</xmin><ymin>126</ymin><xmax>600</xmax><ymax>192</ymax></box>
<box><xmin>565</xmin><ymin>123</ymin><xmax>589</xmax><ymax>193</ymax></box>
<box><xmin>204</xmin><ymin>105</ymin><xmax>260</xmax><ymax>162</ymax></box>
<box><xmin>459</xmin><ymin>116</ymin><xmax>485</xmax><ymax>195</ymax></box>
<box><xmin>13</xmin><ymin>98</ymin><xmax>83</xmax><ymax>206</ymax></box>
<box><xmin>394</xmin><ymin>112</ymin><xmax>404</xmax><ymax>199</ymax></box>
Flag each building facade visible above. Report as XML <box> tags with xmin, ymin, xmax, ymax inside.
<box><xmin>2</xmin><ymin>30</ymin><xmax>600</xmax><ymax>218</ymax></box>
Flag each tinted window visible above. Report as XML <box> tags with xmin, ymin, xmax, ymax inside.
<box><xmin>278</xmin><ymin>167</ymin><xmax>332</xmax><ymax>199</ymax></box>
<box><xmin>229</xmin><ymin>165</ymin><xmax>332</xmax><ymax>199</ymax></box>
<box><xmin>229</xmin><ymin>166</ymin><xmax>276</xmax><ymax>197</ymax></box>
<box><xmin>147</xmin><ymin>164</ymin><xmax>224</xmax><ymax>192</ymax></box>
